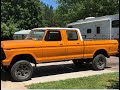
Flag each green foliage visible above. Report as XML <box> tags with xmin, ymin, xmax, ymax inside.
<box><xmin>1</xmin><ymin>18</ymin><xmax>19</xmax><ymax>39</ymax></box>
<box><xmin>1</xmin><ymin>23</ymin><xmax>9</xmax><ymax>40</ymax></box>
<box><xmin>1</xmin><ymin>0</ymin><xmax>43</xmax><ymax>29</ymax></box>
<box><xmin>1</xmin><ymin>0</ymin><xmax>57</xmax><ymax>40</ymax></box>
<box><xmin>56</xmin><ymin>0</ymin><xmax>119</xmax><ymax>26</ymax></box>
<box><xmin>27</xmin><ymin>72</ymin><xmax>119</xmax><ymax>89</ymax></box>
<box><xmin>41</xmin><ymin>3</ymin><xmax>56</xmax><ymax>27</ymax></box>
<box><xmin>1</xmin><ymin>0</ymin><xmax>119</xmax><ymax>39</ymax></box>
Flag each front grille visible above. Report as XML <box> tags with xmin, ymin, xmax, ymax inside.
<box><xmin>1</xmin><ymin>48</ymin><xmax>6</xmax><ymax>61</ymax></box>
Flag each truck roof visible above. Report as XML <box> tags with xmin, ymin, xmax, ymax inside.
<box><xmin>31</xmin><ymin>27</ymin><xmax>83</xmax><ymax>41</ymax></box>
<box><xmin>32</xmin><ymin>27</ymin><xmax>79</xmax><ymax>31</ymax></box>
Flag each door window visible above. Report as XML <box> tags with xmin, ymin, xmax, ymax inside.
<box><xmin>45</xmin><ymin>31</ymin><xmax>62</xmax><ymax>41</ymax></box>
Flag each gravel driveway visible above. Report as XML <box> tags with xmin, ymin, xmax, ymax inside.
<box><xmin>1</xmin><ymin>56</ymin><xmax>119</xmax><ymax>89</ymax></box>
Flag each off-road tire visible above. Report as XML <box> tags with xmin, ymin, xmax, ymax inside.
<box><xmin>92</xmin><ymin>54</ymin><xmax>106</xmax><ymax>70</ymax></box>
<box><xmin>11</xmin><ymin>60</ymin><xmax>33</xmax><ymax>82</ymax></box>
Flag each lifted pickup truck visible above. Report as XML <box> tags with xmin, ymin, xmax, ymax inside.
<box><xmin>1</xmin><ymin>28</ymin><xmax>118</xmax><ymax>81</ymax></box>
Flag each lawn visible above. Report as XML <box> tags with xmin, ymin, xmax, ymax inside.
<box><xmin>27</xmin><ymin>72</ymin><xmax>119</xmax><ymax>89</ymax></box>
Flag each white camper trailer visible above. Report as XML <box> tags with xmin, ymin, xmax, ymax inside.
<box><xmin>67</xmin><ymin>14</ymin><xmax>119</xmax><ymax>40</ymax></box>
<box><xmin>13</xmin><ymin>30</ymin><xmax>31</xmax><ymax>40</ymax></box>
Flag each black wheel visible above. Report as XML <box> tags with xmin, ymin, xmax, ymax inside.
<box><xmin>72</xmin><ymin>59</ymin><xmax>84</xmax><ymax>66</ymax></box>
<box><xmin>92</xmin><ymin>54</ymin><xmax>106</xmax><ymax>70</ymax></box>
<box><xmin>11</xmin><ymin>60</ymin><xmax>33</xmax><ymax>82</ymax></box>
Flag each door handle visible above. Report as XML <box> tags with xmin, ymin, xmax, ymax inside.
<box><xmin>77</xmin><ymin>43</ymin><xmax>80</xmax><ymax>44</ymax></box>
<box><xmin>60</xmin><ymin>44</ymin><xmax>63</xmax><ymax>45</ymax></box>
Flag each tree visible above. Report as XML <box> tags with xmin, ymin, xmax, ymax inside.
<box><xmin>1</xmin><ymin>0</ymin><xmax>43</xmax><ymax>30</ymax></box>
<box><xmin>56</xmin><ymin>0</ymin><xmax>119</xmax><ymax>26</ymax></box>
<box><xmin>1</xmin><ymin>18</ymin><xmax>19</xmax><ymax>40</ymax></box>
<box><xmin>1</xmin><ymin>0</ymin><xmax>45</xmax><ymax>40</ymax></box>
<box><xmin>41</xmin><ymin>3</ymin><xmax>57</xmax><ymax>27</ymax></box>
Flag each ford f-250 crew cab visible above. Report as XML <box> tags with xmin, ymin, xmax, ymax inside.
<box><xmin>1</xmin><ymin>28</ymin><xmax>118</xmax><ymax>81</ymax></box>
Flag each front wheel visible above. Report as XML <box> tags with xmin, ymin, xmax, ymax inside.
<box><xmin>92</xmin><ymin>54</ymin><xmax>106</xmax><ymax>70</ymax></box>
<box><xmin>11</xmin><ymin>60</ymin><xmax>33</xmax><ymax>82</ymax></box>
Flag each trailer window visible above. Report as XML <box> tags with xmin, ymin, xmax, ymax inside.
<box><xmin>87</xmin><ymin>29</ymin><xmax>91</xmax><ymax>33</ymax></box>
<box><xmin>68</xmin><ymin>26</ymin><xmax>73</xmax><ymax>28</ymax></box>
<box><xmin>96</xmin><ymin>27</ymin><xmax>100</xmax><ymax>34</ymax></box>
<box><xmin>112</xmin><ymin>20</ymin><xmax>119</xmax><ymax>28</ymax></box>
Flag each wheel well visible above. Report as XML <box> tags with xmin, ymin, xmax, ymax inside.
<box><xmin>10</xmin><ymin>54</ymin><xmax>36</xmax><ymax>66</ymax></box>
<box><xmin>93</xmin><ymin>49</ymin><xmax>109</xmax><ymax>58</ymax></box>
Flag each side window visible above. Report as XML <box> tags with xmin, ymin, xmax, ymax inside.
<box><xmin>33</xmin><ymin>31</ymin><xmax>44</xmax><ymax>40</ymax></box>
<box><xmin>16</xmin><ymin>36</ymin><xmax>18</xmax><ymax>40</ymax></box>
<box><xmin>87</xmin><ymin>29</ymin><xmax>92</xmax><ymax>33</ymax></box>
<box><xmin>22</xmin><ymin>35</ymin><xmax>25</xmax><ymax>39</ymax></box>
<box><xmin>68</xmin><ymin>26</ymin><xmax>73</xmax><ymax>28</ymax></box>
<box><xmin>66</xmin><ymin>31</ymin><xmax>78</xmax><ymax>40</ymax></box>
<box><xmin>96</xmin><ymin>27</ymin><xmax>100</xmax><ymax>34</ymax></box>
<box><xmin>45</xmin><ymin>31</ymin><xmax>61</xmax><ymax>41</ymax></box>
<box><xmin>112</xmin><ymin>20</ymin><xmax>119</xmax><ymax>28</ymax></box>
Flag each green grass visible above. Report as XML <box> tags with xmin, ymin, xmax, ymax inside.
<box><xmin>27</xmin><ymin>72</ymin><xmax>119</xmax><ymax>89</ymax></box>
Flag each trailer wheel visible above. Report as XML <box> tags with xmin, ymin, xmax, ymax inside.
<box><xmin>92</xmin><ymin>54</ymin><xmax>106</xmax><ymax>70</ymax></box>
<box><xmin>72</xmin><ymin>59</ymin><xmax>83</xmax><ymax>66</ymax></box>
<box><xmin>11</xmin><ymin>60</ymin><xmax>33</xmax><ymax>82</ymax></box>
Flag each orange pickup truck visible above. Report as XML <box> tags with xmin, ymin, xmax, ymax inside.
<box><xmin>1</xmin><ymin>28</ymin><xmax>118</xmax><ymax>81</ymax></box>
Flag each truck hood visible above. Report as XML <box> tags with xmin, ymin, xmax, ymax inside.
<box><xmin>1</xmin><ymin>40</ymin><xmax>42</xmax><ymax>49</ymax></box>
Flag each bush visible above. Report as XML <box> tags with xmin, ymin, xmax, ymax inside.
<box><xmin>1</xmin><ymin>21</ymin><xmax>19</xmax><ymax>40</ymax></box>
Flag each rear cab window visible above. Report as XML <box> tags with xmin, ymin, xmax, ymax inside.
<box><xmin>66</xmin><ymin>30</ymin><xmax>78</xmax><ymax>41</ymax></box>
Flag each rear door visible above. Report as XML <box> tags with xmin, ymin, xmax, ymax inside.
<box><xmin>42</xmin><ymin>30</ymin><xmax>66</xmax><ymax>62</ymax></box>
<box><xmin>65</xmin><ymin>30</ymin><xmax>84</xmax><ymax>59</ymax></box>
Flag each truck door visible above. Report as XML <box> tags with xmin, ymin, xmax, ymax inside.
<box><xmin>42</xmin><ymin>30</ymin><xmax>66</xmax><ymax>62</ymax></box>
<box><xmin>65</xmin><ymin>30</ymin><xmax>84</xmax><ymax>59</ymax></box>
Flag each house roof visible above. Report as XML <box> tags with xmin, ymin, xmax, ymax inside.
<box><xmin>67</xmin><ymin>18</ymin><xmax>111</xmax><ymax>26</ymax></box>
<box><xmin>14</xmin><ymin>30</ymin><xmax>31</xmax><ymax>35</ymax></box>
<box><xmin>67</xmin><ymin>14</ymin><xmax>119</xmax><ymax>26</ymax></box>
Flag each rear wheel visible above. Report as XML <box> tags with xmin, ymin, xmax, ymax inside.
<box><xmin>92</xmin><ymin>54</ymin><xmax>106</xmax><ymax>70</ymax></box>
<box><xmin>11</xmin><ymin>60</ymin><xmax>33</xmax><ymax>82</ymax></box>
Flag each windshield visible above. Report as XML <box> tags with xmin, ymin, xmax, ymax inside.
<box><xmin>25</xmin><ymin>30</ymin><xmax>45</xmax><ymax>40</ymax></box>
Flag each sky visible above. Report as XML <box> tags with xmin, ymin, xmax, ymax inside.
<box><xmin>41</xmin><ymin>0</ymin><xmax>59</xmax><ymax>9</ymax></box>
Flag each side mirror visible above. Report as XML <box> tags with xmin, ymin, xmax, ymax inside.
<box><xmin>82</xmin><ymin>35</ymin><xmax>86</xmax><ymax>39</ymax></box>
